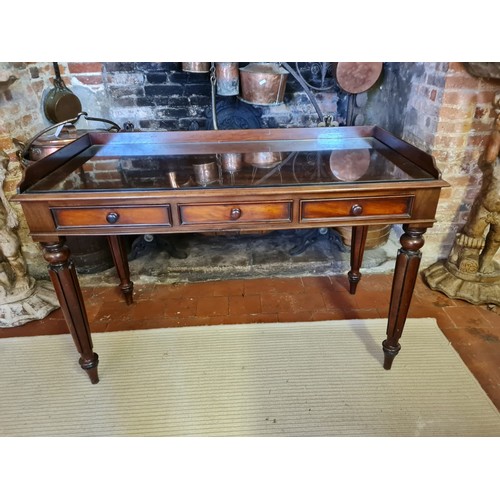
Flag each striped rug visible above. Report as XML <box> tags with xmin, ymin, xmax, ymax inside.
<box><xmin>1</xmin><ymin>318</ymin><xmax>499</xmax><ymax>436</ymax></box>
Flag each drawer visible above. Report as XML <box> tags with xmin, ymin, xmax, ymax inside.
<box><xmin>300</xmin><ymin>196</ymin><xmax>413</xmax><ymax>221</ymax></box>
<box><xmin>179</xmin><ymin>201</ymin><xmax>292</xmax><ymax>225</ymax></box>
<box><xmin>52</xmin><ymin>205</ymin><xmax>172</xmax><ymax>228</ymax></box>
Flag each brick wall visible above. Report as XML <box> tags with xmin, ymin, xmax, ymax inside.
<box><xmin>1</xmin><ymin>61</ymin><xmax>499</xmax><ymax>277</ymax></box>
<box><xmin>99</xmin><ymin>63</ymin><xmax>339</xmax><ymax>130</ymax></box>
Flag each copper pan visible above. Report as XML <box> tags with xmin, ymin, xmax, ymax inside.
<box><xmin>329</xmin><ymin>149</ymin><xmax>371</xmax><ymax>181</ymax></box>
<box><xmin>44</xmin><ymin>62</ymin><xmax>82</xmax><ymax>123</ymax></box>
<box><xmin>333</xmin><ymin>62</ymin><xmax>383</xmax><ymax>94</ymax></box>
<box><xmin>239</xmin><ymin>63</ymin><xmax>288</xmax><ymax>105</ymax></box>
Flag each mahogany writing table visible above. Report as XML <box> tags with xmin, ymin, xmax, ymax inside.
<box><xmin>14</xmin><ymin>126</ymin><xmax>449</xmax><ymax>384</ymax></box>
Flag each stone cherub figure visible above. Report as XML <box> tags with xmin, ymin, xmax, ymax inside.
<box><xmin>424</xmin><ymin>92</ymin><xmax>500</xmax><ymax>306</ymax></box>
<box><xmin>0</xmin><ymin>148</ymin><xmax>59</xmax><ymax>327</ymax></box>
<box><xmin>453</xmin><ymin>93</ymin><xmax>500</xmax><ymax>275</ymax></box>
<box><xmin>0</xmin><ymin>149</ymin><xmax>33</xmax><ymax>300</ymax></box>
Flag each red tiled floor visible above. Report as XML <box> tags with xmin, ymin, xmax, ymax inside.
<box><xmin>1</xmin><ymin>271</ymin><xmax>499</xmax><ymax>411</ymax></box>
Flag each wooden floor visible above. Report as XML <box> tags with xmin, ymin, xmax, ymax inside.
<box><xmin>2</xmin><ymin>272</ymin><xmax>499</xmax><ymax>412</ymax></box>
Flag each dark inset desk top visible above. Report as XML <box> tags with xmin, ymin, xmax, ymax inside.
<box><xmin>19</xmin><ymin>126</ymin><xmax>441</xmax><ymax>195</ymax></box>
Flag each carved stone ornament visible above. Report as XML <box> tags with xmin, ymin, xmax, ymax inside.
<box><xmin>0</xmin><ymin>149</ymin><xmax>59</xmax><ymax>327</ymax></box>
<box><xmin>424</xmin><ymin>92</ymin><xmax>500</xmax><ymax>306</ymax></box>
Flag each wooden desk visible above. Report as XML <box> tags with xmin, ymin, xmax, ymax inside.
<box><xmin>14</xmin><ymin>126</ymin><xmax>449</xmax><ymax>384</ymax></box>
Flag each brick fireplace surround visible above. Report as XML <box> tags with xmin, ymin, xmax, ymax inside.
<box><xmin>1</xmin><ymin>62</ymin><xmax>499</xmax><ymax>278</ymax></box>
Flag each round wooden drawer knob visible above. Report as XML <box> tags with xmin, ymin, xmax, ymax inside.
<box><xmin>230</xmin><ymin>208</ymin><xmax>242</xmax><ymax>220</ymax></box>
<box><xmin>106</xmin><ymin>212</ymin><xmax>120</xmax><ymax>224</ymax></box>
<box><xmin>350</xmin><ymin>204</ymin><xmax>363</xmax><ymax>216</ymax></box>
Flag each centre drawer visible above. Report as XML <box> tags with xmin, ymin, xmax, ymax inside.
<box><xmin>179</xmin><ymin>201</ymin><xmax>292</xmax><ymax>225</ymax></box>
<box><xmin>300</xmin><ymin>196</ymin><xmax>413</xmax><ymax>221</ymax></box>
<box><xmin>52</xmin><ymin>205</ymin><xmax>172</xmax><ymax>228</ymax></box>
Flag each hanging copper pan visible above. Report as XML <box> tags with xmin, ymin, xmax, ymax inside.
<box><xmin>334</xmin><ymin>62</ymin><xmax>383</xmax><ymax>94</ymax></box>
<box><xmin>43</xmin><ymin>62</ymin><xmax>83</xmax><ymax>123</ymax></box>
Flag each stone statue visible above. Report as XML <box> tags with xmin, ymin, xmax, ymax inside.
<box><xmin>423</xmin><ymin>92</ymin><xmax>500</xmax><ymax>306</ymax></box>
<box><xmin>0</xmin><ymin>149</ymin><xmax>33</xmax><ymax>299</ymax></box>
<box><xmin>0</xmin><ymin>148</ymin><xmax>59</xmax><ymax>327</ymax></box>
<box><xmin>454</xmin><ymin>97</ymin><xmax>500</xmax><ymax>275</ymax></box>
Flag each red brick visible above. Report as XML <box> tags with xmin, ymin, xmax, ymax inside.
<box><xmin>444</xmin><ymin>73</ymin><xmax>481</xmax><ymax>91</ymax></box>
<box><xmin>439</xmin><ymin>104</ymin><xmax>474</xmax><ymax>121</ymax></box>
<box><xmin>433</xmin><ymin>134</ymin><xmax>468</xmax><ymax>149</ymax></box>
<box><xmin>212</xmin><ymin>279</ymin><xmax>244</xmax><ymax>297</ymax></box>
<box><xmin>260</xmin><ymin>293</ymin><xmax>294</xmax><ymax>313</ymax></box>
<box><xmin>436</xmin><ymin>120</ymin><xmax>472</xmax><ymax>135</ymax></box>
<box><xmin>466</xmin><ymin>133</ymin><xmax>490</xmax><ymax>148</ymax></box>
<box><xmin>229</xmin><ymin>295</ymin><xmax>261</xmax><ymax>315</ymax></box>
<box><xmin>277</xmin><ymin>311</ymin><xmax>313</xmax><ymax>322</ymax></box>
<box><xmin>182</xmin><ymin>281</ymin><xmax>217</xmax><ymax>297</ymax></box>
<box><xmin>441</xmin><ymin>90</ymin><xmax>476</xmax><ymax>107</ymax></box>
<box><xmin>68</xmin><ymin>62</ymin><xmax>103</xmax><ymax>74</ymax></box>
<box><xmin>196</xmin><ymin>296</ymin><xmax>229</xmax><ymax>317</ymax></box>
<box><xmin>163</xmin><ymin>297</ymin><xmax>197</xmax><ymax>318</ymax></box>
<box><xmin>476</xmin><ymin>90</ymin><xmax>498</xmax><ymax>105</ymax></box>
<box><xmin>73</xmin><ymin>75</ymin><xmax>103</xmax><ymax>85</ymax></box>
<box><xmin>31</xmin><ymin>80</ymin><xmax>44</xmax><ymax>94</ymax></box>
<box><xmin>244</xmin><ymin>277</ymin><xmax>304</xmax><ymax>295</ymax></box>
<box><xmin>288</xmin><ymin>292</ymin><xmax>325</xmax><ymax>312</ymax></box>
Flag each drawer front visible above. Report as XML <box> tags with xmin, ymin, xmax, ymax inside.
<box><xmin>52</xmin><ymin>205</ymin><xmax>172</xmax><ymax>228</ymax></box>
<box><xmin>179</xmin><ymin>201</ymin><xmax>292</xmax><ymax>225</ymax></box>
<box><xmin>300</xmin><ymin>196</ymin><xmax>413</xmax><ymax>221</ymax></box>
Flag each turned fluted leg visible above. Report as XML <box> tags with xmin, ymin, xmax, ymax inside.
<box><xmin>383</xmin><ymin>225</ymin><xmax>426</xmax><ymax>370</ymax></box>
<box><xmin>42</xmin><ymin>238</ymin><xmax>99</xmax><ymax>384</ymax></box>
<box><xmin>107</xmin><ymin>235</ymin><xmax>134</xmax><ymax>305</ymax></box>
<box><xmin>348</xmin><ymin>225</ymin><xmax>368</xmax><ymax>295</ymax></box>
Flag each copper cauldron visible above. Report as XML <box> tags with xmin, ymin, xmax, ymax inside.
<box><xmin>239</xmin><ymin>63</ymin><xmax>289</xmax><ymax>106</ymax></box>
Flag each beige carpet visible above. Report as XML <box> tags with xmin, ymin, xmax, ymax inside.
<box><xmin>0</xmin><ymin>318</ymin><xmax>499</xmax><ymax>436</ymax></box>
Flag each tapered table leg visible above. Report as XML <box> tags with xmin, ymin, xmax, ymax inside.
<box><xmin>107</xmin><ymin>235</ymin><xmax>134</xmax><ymax>305</ymax></box>
<box><xmin>348</xmin><ymin>225</ymin><xmax>368</xmax><ymax>295</ymax></box>
<box><xmin>383</xmin><ymin>225</ymin><xmax>426</xmax><ymax>370</ymax></box>
<box><xmin>42</xmin><ymin>238</ymin><xmax>99</xmax><ymax>384</ymax></box>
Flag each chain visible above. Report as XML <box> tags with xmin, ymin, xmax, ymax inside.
<box><xmin>210</xmin><ymin>63</ymin><xmax>218</xmax><ymax>130</ymax></box>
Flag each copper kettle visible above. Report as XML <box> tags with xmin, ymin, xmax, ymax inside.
<box><xmin>14</xmin><ymin>112</ymin><xmax>121</xmax><ymax>166</ymax></box>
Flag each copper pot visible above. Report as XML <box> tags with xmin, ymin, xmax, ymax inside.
<box><xmin>239</xmin><ymin>63</ymin><xmax>288</xmax><ymax>106</ymax></box>
<box><xmin>215</xmin><ymin>63</ymin><xmax>240</xmax><ymax>96</ymax></box>
<box><xmin>182</xmin><ymin>62</ymin><xmax>210</xmax><ymax>73</ymax></box>
<box><xmin>244</xmin><ymin>151</ymin><xmax>283</xmax><ymax>168</ymax></box>
<box><xmin>192</xmin><ymin>158</ymin><xmax>219</xmax><ymax>186</ymax></box>
<box><xmin>220</xmin><ymin>153</ymin><xmax>243</xmax><ymax>173</ymax></box>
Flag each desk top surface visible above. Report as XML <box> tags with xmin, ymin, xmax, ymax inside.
<box><xmin>19</xmin><ymin>126</ymin><xmax>443</xmax><ymax>195</ymax></box>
